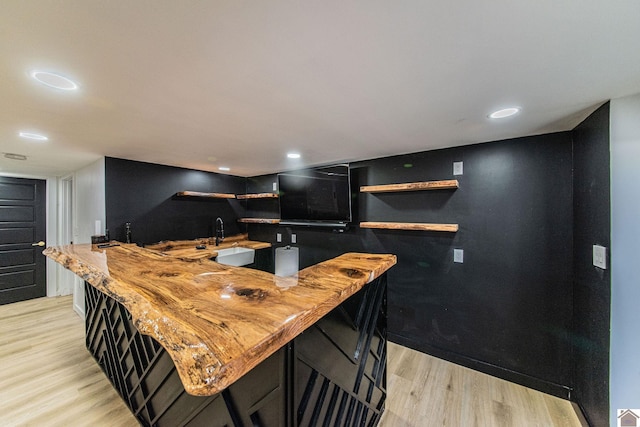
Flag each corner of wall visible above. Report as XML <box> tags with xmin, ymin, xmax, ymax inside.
<box><xmin>609</xmin><ymin>93</ymin><xmax>640</xmax><ymax>427</ymax></box>
<box><xmin>74</xmin><ymin>157</ymin><xmax>106</xmax><ymax>244</ymax></box>
<box><xmin>570</xmin><ymin>101</ymin><xmax>611</xmax><ymax>427</ymax></box>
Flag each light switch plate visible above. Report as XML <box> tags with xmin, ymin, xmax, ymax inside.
<box><xmin>454</xmin><ymin>249</ymin><xmax>464</xmax><ymax>263</ymax></box>
<box><xmin>273</xmin><ymin>182</ymin><xmax>277</xmax><ymax>191</ymax></box>
<box><xmin>291</xmin><ymin>234</ymin><xmax>297</xmax><ymax>244</ymax></box>
<box><xmin>593</xmin><ymin>245</ymin><xmax>607</xmax><ymax>269</ymax></box>
<box><xmin>453</xmin><ymin>161</ymin><xmax>463</xmax><ymax>176</ymax></box>
<box><xmin>276</xmin><ymin>233</ymin><xmax>282</xmax><ymax>243</ymax></box>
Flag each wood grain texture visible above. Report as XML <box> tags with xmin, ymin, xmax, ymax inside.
<box><xmin>143</xmin><ymin>233</ymin><xmax>271</xmax><ymax>260</ymax></box>
<box><xmin>236</xmin><ymin>193</ymin><xmax>279</xmax><ymax>199</ymax></box>
<box><xmin>0</xmin><ymin>296</ymin><xmax>138</xmax><ymax>426</ymax></box>
<box><xmin>85</xmin><ymin>285</ymin><xmax>287</xmax><ymax>426</ymax></box>
<box><xmin>380</xmin><ymin>344</ymin><xmax>583</xmax><ymax>427</ymax></box>
<box><xmin>0</xmin><ymin>296</ymin><xmax>582</xmax><ymax>427</ymax></box>
<box><xmin>295</xmin><ymin>275</ymin><xmax>387</xmax><ymax>426</ymax></box>
<box><xmin>360</xmin><ymin>222</ymin><xmax>459</xmax><ymax>232</ymax></box>
<box><xmin>43</xmin><ymin>244</ymin><xmax>396</xmax><ymax>397</ymax></box>
<box><xmin>237</xmin><ymin>218</ymin><xmax>281</xmax><ymax>224</ymax></box>
<box><xmin>175</xmin><ymin>190</ymin><xmax>236</xmax><ymax>199</ymax></box>
<box><xmin>360</xmin><ymin>179</ymin><xmax>459</xmax><ymax>193</ymax></box>
<box><xmin>144</xmin><ymin>232</ymin><xmax>253</xmax><ymax>251</ymax></box>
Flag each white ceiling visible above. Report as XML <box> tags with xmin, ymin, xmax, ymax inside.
<box><xmin>2</xmin><ymin>1</ymin><xmax>639</xmax><ymax>177</ymax></box>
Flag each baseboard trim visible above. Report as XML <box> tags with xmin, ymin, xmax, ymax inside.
<box><xmin>570</xmin><ymin>401</ymin><xmax>592</xmax><ymax>427</ymax></box>
<box><xmin>388</xmin><ymin>332</ymin><xmax>572</xmax><ymax>400</ymax></box>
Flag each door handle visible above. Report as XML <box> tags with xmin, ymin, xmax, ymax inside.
<box><xmin>32</xmin><ymin>241</ymin><xmax>45</xmax><ymax>247</ymax></box>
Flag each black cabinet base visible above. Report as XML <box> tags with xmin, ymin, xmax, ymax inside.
<box><xmin>293</xmin><ymin>274</ymin><xmax>387</xmax><ymax>426</ymax></box>
<box><xmin>85</xmin><ymin>284</ymin><xmax>285</xmax><ymax>426</ymax></box>
<box><xmin>84</xmin><ymin>275</ymin><xmax>387</xmax><ymax>427</ymax></box>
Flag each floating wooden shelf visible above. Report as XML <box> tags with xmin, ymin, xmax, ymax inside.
<box><xmin>360</xmin><ymin>179</ymin><xmax>459</xmax><ymax>193</ymax></box>
<box><xmin>175</xmin><ymin>191</ymin><xmax>236</xmax><ymax>199</ymax></box>
<box><xmin>236</xmin><ymin>193</ymin><xmax>279</xmax><ymax>200</ymax></box>
<box><xmin>238</xmin><ymin>218</ymin><xmax>281</xmax><ymax>224</ymax></box>
<box><xmin>360</xmin><ymin>222</ymin><xmax>458</xmax><ymax>232</ymax></box>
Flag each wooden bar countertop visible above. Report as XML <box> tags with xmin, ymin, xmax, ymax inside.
<box><xmin>143</xmin><ymin>233</ymin><xmax>272</xmax><ymax>260</ymax></box>
<box><xmin>43</xmin><ymin>242</ymin><xmax>396</xmax><ymax>397</ymax></box>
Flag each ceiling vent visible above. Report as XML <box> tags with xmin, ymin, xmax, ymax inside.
<box><xmin>4</xmin><ymin>153</ymin><xmax>28</xmax><ymax>161</ymax></box>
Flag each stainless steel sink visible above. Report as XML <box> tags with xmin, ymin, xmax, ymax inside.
<box><xmin>215</xmin><ymin>247</ymin><xmax>255</xmax><ymax>266</ymax></box>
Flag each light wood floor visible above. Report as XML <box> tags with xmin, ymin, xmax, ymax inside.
<box><xmin>381</xmin><ymin>343</ymin><xmax>582</xmax><ymax>427</ymax></box>
<box><xmin>0</xmin><ymin>296</ymin><xmax>582</xmax><ymax>427</ymax></box>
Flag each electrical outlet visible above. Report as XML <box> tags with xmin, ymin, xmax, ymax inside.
<box><xmin>453</xmin><ymin>161</ymin><xmax>463</xmax><ymax>176</ymax></box>
<box><xmin>593</xmin><ymin>245</ymin><xmax>607</xmax><ymax>269</ymax></box>
<box><xmin>291</xmin><ymin>234</ymin><xmax>297</xmax><ymax>244</ymax></box>
<box><xmin>276</xmin><ymin>233</ymin><xmax>282</xmax><ymax>243</ymax></box>
<box><xmin>272</xmin><ymin>182</ymin><xmax>277</xmax><ymax>191</ymax></box>
<box><xmin>454</xmin><ymin>249</ymin><xmax>464</xmax><ymax>263</ymax></box>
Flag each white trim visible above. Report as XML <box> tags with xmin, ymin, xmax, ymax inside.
<box><xmin>57</xmin><ymin>175</ymin><xmax>76</xmax><ymax>299</ymax></box>
<box><xmin>45</xmin><ymin>176</ymin><xmax>58</xmax><ymax>297</ymax></box>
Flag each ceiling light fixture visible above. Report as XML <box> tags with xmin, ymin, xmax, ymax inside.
<box><xmin>30</xmin><ymin>70</ymin><xmax>79</xmax><ymax>90</ymax></box>
<box><xmin>4</xmin><ymin>153</ymin><xmax>28</xmax><ymax>161</ymax></box>
<box><xmin>218</xmin><ymin>167</ymin><xmax>230</xmax><ymax>171</ymax></box>
<box><xmin>489</xmin><ymin>107</ymin><xmax>520</xmax><ymax>119</ymax></box>
<box><xmin>287</xmin><ymin>152</ymin><xmax>301</xmax><ymax>159</ymax></box>
<box><xmin>19</xmin><ymin>131</ymin><xmax>48</xmax><ymax>141</ymax></box>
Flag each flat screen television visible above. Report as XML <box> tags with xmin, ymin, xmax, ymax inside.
<box><xmin>278</xmin><ymin>164</ymin><xmax>352</xmax><ymax>228</ymax></box>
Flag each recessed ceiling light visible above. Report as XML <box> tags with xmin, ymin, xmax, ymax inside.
<box><xmin>287</xmin><ymin>152</ymin><xmax>301</xmax><ymax>159</ymax></box>
<box><xmin>489</xmin><ymin>107</ymin><xmax>520</xmax><ymax>119</ymax></box>
<box><xmin>4</xmin><ymin>153</ymin><xmax>28</xmax><ymax>161</ymax></box>
<box><xmin>19</xmin><ymin>131</ymin><xmax>48</xmax><ymax>141</ymax></box>
<box><xmin>218</xmin><ymin>167</ymin><xmax>230</xmax><ymax>171</ymax></box>
<box><xmin>30</xmin><ymin>70</ymin><xmax>78</xmax><ymax>91</ymax></box>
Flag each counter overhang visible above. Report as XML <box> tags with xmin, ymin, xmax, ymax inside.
<box><xmin>44</xmin><ymin>243</ymin><xmax>396</xmax><ymax>396</ymax></box>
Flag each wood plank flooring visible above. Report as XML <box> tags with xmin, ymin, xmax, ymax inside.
<box><xmin>0</xmin><ymin>296</ymin><xmax>138</xmax><ymax>426</ymax></box>
<box><xmin>0</xmin><ymin>296</ymin><xmax>582</xmax><ymax>426</ymax></box>
<box><xmin>381</xmin><ymin>344</ymin><xmax>583</xmax><ymax>426</ymax></box>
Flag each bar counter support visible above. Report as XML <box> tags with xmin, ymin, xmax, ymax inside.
<box><xmin>85</xmin><ymin>274</ymin><xmax>387</xmax><ymax>427</ymax></box>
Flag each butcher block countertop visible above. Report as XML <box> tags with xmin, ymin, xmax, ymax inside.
<box><xmin>43</xmin><ymin>242</ymin><xmax>396</xmax><ymax>396</ymax></box>
<box><xmin>143</xmin><ymin>233</ymin><xmax>272</xmax><ymax>260</ymax></box>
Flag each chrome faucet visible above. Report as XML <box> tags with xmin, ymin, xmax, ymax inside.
<box><xmin>215</xmin><ymin>217</ymin><xmax>224</xmax><ymax>246</ymax></box>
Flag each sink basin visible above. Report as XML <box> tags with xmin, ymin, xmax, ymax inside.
<box><xmin>215</xmin><ymin>247</ymin><xmax>255</xmax><ymax>267</ymax></box>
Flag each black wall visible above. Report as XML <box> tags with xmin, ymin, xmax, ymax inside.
<box><xmin>105</xmin><ymin>157</ymin><xmax>246</xmax><ymax>245</ymax></box>
<box><xmin>571</xmin><ymin>103</ymin><xmax>611</xmax><ymax>426</ymax></box>
<box><xmin>103</xmin><ymin>118</ymin><xmax>612</xmax><ymax>421</ymax></box>
<box><xmin>248</xmin><ymin>132</ymin><xmax>575</xmax><ymax>397</ymax></box>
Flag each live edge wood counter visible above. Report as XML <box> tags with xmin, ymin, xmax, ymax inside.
<box><xmin>43</xmin><ymin>243</ymin><xmax>396</xmax><ymax>397</ymax></box>
<box><xmin>144</xmin><ymin>233</ymin><xmax>271</xmax><ymax>260</ymax></box>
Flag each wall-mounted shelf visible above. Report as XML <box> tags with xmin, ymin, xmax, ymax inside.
<box><xmin>175</xmin><ymin>191</ymin><xmax>236</xmax><ymax>199</ymax></box>
<box><xmin>359</xmin><ymin>179</ymin><xmax>459</xmax><ymax>233</ymax></box>
<box><xmin>238</xmin><ymin>218</ymin><xmax>281</xmax><ymax>224</ymax></box>
<box><xmin>236</xmin><ymin>193</ymin><xmax>279</xmax><ymax>200</ymax></box>
<box><xmin>360</xmin><ymin>222</ymin><xmax>458</xmax><ymax>232</ymax></box>
<box><xmin>360</xmin><ymin>179</ymin><xmax>459</xmax><ymax>193</ymax></box>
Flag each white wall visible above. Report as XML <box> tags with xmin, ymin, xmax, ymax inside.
<box><xmin>610</xmin><ymin>93</ymin><xmax>640</xmax><ymax>425</ymax></box>
<box><xmin>69</xmin><ymin>158</ymin><xmax>106</xmax><ymax>315</ymax></box>
<box><xmin>74</xmin><ymin>158</ymin><xmax>106</xmax><ymax>244</ymax></box>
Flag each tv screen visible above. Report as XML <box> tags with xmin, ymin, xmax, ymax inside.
<box><xmin>278</xmin><ymin>164</ymin><xmax>352</xmax><ymax>226</ymax></box>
